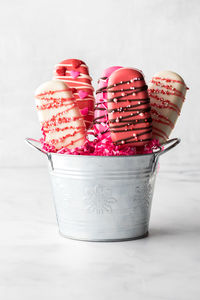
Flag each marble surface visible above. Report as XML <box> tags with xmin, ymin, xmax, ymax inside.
<box><xmin>0</xmin><ymin>167</ymin><xmax>199</xmax><ymax>300</ymax></box>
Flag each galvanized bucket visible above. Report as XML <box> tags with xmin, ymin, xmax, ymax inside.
<box><xmin>26</xmin><ymin>138</ymin><xmax>180</xmax><ymax>242</ymax></box>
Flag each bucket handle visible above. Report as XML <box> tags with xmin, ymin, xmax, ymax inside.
<box><xmin>25</xmin><ymin>138</ymin><xmax>48</xmax><ymax>155</ymax></box>
<box><xmin>155</xmin><ymin>138</ymin><xmax>181</xmax><ymax>158</ymax></box>
<box><xmin>25</xmin><ymin>137</ymin><xmax>180</xmax><ymax>172</ymax></box>
<box><xmin>152</xmin><ymin>138</ymin><xmax>181</xmax><ymax>173</ymax></box>
<box><xmin>25</xmin><ymin>137</ymin><xmax>54</xmax><ymax>170</ymax></box>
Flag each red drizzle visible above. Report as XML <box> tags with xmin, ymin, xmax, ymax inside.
<box><xmin>54</xmin><ymin>59</ymin><xmax>95</xmax><ymax>129</ymax></box>
<box><xmin>36</xmin><ymin>88</ymin><xmax>85</xmax><ymax>148</ymax></box>
<box><xmin>148</xmin><ymin>76</ymin><xmax>187</xmax><ymax>141</ymax></box>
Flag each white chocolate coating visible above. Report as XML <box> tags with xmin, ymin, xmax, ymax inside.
<box><xmin>35</xmin><ymin>80</ymin><xmax>86</xmax><ymax>150</ymax></box>
<box><xmin>148</xmin><ymin>71</ymin><xmax>187</xmax><ymax>143</ymax></box>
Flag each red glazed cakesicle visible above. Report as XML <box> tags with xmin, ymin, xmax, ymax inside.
<box><xmin>53</xmin><ymin>59</ymin><xmax>94</xmax><ymax>129</ymax></box>
<box><xmin>107</xmin><ymin>68</ymin><xmax>152</xmax><ymax>147</ymax></box>
<box><xmin>35</xmin><ymin>80</ymin><xmax>86</xmax><ymax>150</ymax></box>
<box><xmin>148</xmin><ymin>71</ymin><xmax>188</xmax><ymax>143</ymax></box>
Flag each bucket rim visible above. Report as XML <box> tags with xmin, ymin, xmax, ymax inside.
<box><xmin>49</xmin><ymin>151</ymin><xmax>156</xmax><ymax>159</ymax></box>
<box><xmin>25</xmin><ymin>137</ymin><xmax>180</xmax><ymax>160</ymax></box>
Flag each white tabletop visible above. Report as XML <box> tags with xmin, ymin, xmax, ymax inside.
<box><xmin>0</xmin><ymin>167</ymin><xmax>199</xmax><ymax>300</ymax></box>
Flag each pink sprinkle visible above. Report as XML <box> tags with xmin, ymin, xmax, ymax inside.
<box><xmin>80</xmin><ymin>107</ymin><xmax>89</xmax><ymax>116</ymax></box>
<box><xmin>70</xmin><ymin>70</ymin><xmax>80</xmax><ymax>79</ymax></box>
<box><xmin>78</xmin><ymin>90</ymin><xmax>88</xmax><ymax>99</ymax></box>
<box><xmin>40</xmin><ymin>131</ymin><xmax>161</xmax><ymax>157</ymax></box>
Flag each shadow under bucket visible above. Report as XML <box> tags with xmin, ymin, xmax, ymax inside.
<box><xmin>26</xmin><ymin>138</ymin><xmax>180</xmax><ymax>242</ymax></box>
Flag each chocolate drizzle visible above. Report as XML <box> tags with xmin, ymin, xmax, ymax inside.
<box><xmin>107</xmin><ymin>106</ymin><xmax>150</xmax><ymax>114</ymax></box>
<box><xmin>111</xmin><ymin>125</ymin><xmax>152</xmax><ymax>133</ymax></box>
<box><xmin>96</xmin><ymin>77</ymin><xmax>143</xmax><ymax>94</ymax></box>
<box><xmin>106</xmin><ymin>77</ymin><xmax>152</xmax><ymax>145</ymax></box>
<box><xmin>97</xmin><ymin>76</ymin><xmax>107</xmax><ymax>84</ymax></box>
<box><xmin>109</xmin><ymin>117</ymin><xmax>152</xmax><ymax>127</ymax></box>
<box><xmin>114</xmin><ymin>130</ymin><xmax>152</xmax><ymax>145</ymax></box>
<box><xmin>93</xmin><ymin>75</ymin><xmax>152</xmax><ymax>143</ymax></box>
<box><xmin>93</xmin><ymin>76</ymin><xmax>109</xmax><ymax>134</ymax></box>
<box><xmin>93</xmin><ymin>78</ymin><xmax>145</xmax><ymax>134</ymax></box>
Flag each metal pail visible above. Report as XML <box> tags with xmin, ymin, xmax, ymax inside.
<box><xmin>26</xmin><ymin>138</ymin><xmax>180</xmax><ymax>242</ymax></box>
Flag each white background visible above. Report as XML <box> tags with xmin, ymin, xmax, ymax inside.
<box><xmin>0</xmin><ymin>1</ymin><xmax>200</xmax><ymax>300</ymax></box>
<box><xmin>0</xmin><ymin>0</ymin><xmax>199</xmax><ymax>170</ymax></box>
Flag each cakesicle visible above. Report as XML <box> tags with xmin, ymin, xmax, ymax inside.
<box><xmin>107</xmin><ymin>68</ymin><xmax>152</xmax><ymax>147</ymax></box>
<box><xmin>54</xmin><ymin>59</ymin><xmax>94</xmax><ymax>129</ymax></box>
<box><xmin>35</xmin><ymin>80</ymin><xmax>86</xmax><ymax>150</ymax></box>
<box><xmin>148</xmin><ymin>71</ymin><xmax>188</xmax><ymax>143</ymax></box>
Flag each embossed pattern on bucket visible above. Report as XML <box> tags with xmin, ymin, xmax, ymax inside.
<box><xmin>50</xmin><ymin>155</ymin><xmax>156</xmax><ymax>241</ymax></box>
<box><xmin>26</xmin><ymin>138</ymin><xmax>180</xmax><ymax>242</ymax></box>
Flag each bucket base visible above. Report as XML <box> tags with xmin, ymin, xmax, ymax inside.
<box><xmin>59</xmin><ymin>231</ymin><xmax>149</xmax><ymax>242</ymax></box>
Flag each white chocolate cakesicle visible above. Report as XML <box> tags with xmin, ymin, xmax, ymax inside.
<box><xmin>35</xmin><ymin>80</ymin><xmax>86</xmax><ymax>150</ymax></box>
<box><xmin>148</xmin><ymin>71</ymin><xmax>188</xmax><ymax>143</ymax></box>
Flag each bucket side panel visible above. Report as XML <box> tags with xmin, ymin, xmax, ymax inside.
<box><xmin>50</xmin><ymin>165</ymin><xmax>157</xmax><ymax>241</ymax></box>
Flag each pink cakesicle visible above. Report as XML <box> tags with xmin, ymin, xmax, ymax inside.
<box><xmin>35</xmin><ymin>80</ymin><xmax>86</xmax><ymax>150</ymax></box>
<box><xmin>94</xmin><ymin>66</ymin><xmax>122</xmax><ymax>137</ymax></box>
<box><xmin>53</xmin><ymin>59</ymin><xmax>95</xmax><ymax>129</ymax></box>
<box><xmin>107</xmin><ymin>68</ymin><xmax>152</xmax><ymax>147</ymax></box>
<box><xmin>148</xmin><ymin>70</ymin><xmax>188</xmax><ymax>143</ymax></box>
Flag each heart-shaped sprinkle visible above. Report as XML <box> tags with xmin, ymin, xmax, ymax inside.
<box><xmin>78</xmin><ymin>90</ymin><xmax>88</xmax><ymax>99</ymax></box>
<box><xmin>80</xmin><ymin>107</ymin><xmax>89</xmax><ymax>116</ymax></box>
<box><xmin>71</xmin><ymin>59</ymin><xmax>81</xmax><ymax>69</ymax></box>
<box><xmin>70</xmin><ymin>70</ymin><xmax>80</xmax><ymax>79</ymax></box>
<box><xmin>56</xmin><ymin>67</ymin><xmax>66</xmax><ymax>76</ymax></box>
<box><xmin>71</xmin><ymin>88</ymin><xmax>77</xmax><ymax>93</ymax></box>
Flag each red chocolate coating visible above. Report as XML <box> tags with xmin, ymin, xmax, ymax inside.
<box><xmin>54</xmin><ymin>59</ymin><xmax>94</xmax><ymax>129</ymax></box>
<box><xmin>107</xmin><ymin>68</ymin><xmax>152</xmax><ymax>147</ymax></box>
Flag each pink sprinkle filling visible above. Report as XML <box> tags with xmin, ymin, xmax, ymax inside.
<box><xmin>40</xmin><ymin>132</ymin><xmax>161</xmax><ymax>156</ymax></box>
